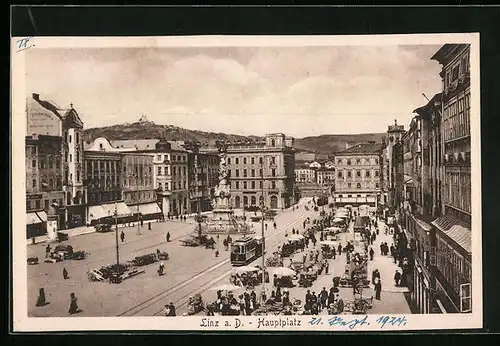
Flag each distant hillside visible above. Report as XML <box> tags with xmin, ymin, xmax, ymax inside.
<box><xmin>295</xmin><ymin>133</ymin><xmax>386</xmax><ymax>154</ymax></box>
<box><xmin>83</xmin><ymin>120</ymin><xmax>385</xmax><ymax>154</ymax></box>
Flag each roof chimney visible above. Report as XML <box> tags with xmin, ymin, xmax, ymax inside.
<box><xmin>32</xmin><ymin>93</ymin><xmax>39</xmax><ymax>100</ymax></box>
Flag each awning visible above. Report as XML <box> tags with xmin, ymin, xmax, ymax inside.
<box><xmin>88</xmin><ymin>205</ymin><xmax>107</xmax><ymax>221</ymax></box>
<box><xmin>431</xmin><ymin>215</ymin><xmax>471</xmax><ymax>254</ymax></box>
<box><xmin>26</xmin><ymin>212</ymin><xmax>42</xmax><ymax>225</ymax></box>
<box><xmin>410</xmin><ymin>214</ymin><xmax>432</xmax><ymax>233</ymax></box>
<box><xmin>36</xmin><ymin>211</ymin><xmax>48</xmax><ymax>222</ymax></box>
<box><xmin>116</xmin><ymin>202</ymin><xmax>132</xmax><ymax>216</ymax></box>
<box><xmin>138</xmin><ymin>202</ymin><xmax>162</xmax><ymax>215</ymax></box>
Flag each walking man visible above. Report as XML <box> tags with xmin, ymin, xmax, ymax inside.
<box><xmin>166</xmin><ymin>232</ymin><xmax>171</xmax><ymax>242</ymax></box>
<box><xmin>62</xmin><ymin>268</ymin><xmax>69</xmax><ymax>280</ymax></box>
<box><xmin>120</xmin><ymin>231</ymin><xmax>125</xmax><ymax>242</ymax></box>
<box><xmin>374</xmin><ymin>277</ymin><xmax>382</xmax><ymax>300</ymax></box>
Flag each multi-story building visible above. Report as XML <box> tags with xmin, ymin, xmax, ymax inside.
<box><xmin>26</xmin><ymin>93</ymin><xmax>87</xmax><ymax>232</ymax></box>
<box><xmin>183</xmin><ymin>142</ymin><xmax>220</xmax><ymax>214</ymax></box>
<box><xmin>25</xmin><ymin>134</ymin><xmax>65</xmax><ymax>239</ymax></box>
<box><xmin>226</xmin><ymin>133</ymin><xmax>296</xmax><ymax>210</ymax></box>
<box><xmin>295</xmin><ymin>163</ymin><xmax>316</xmax><ymax>183</ymax></box>
<box><xmin>121</xmin><ymin>152</ymin><xmax>159</xmax><ymax>220</ymax></box>
<box><xmin>385</xmin><ymin>120</ymin><xmax>406</xmax><ymax>207</ymax></box>
<box><xmin>430</xmin><ymin>44</ymin><xmax>472</xmax><ymax>313</ymax></box>
<box><xmin>333</xmin><ymin>142</ymin><xmax>382</xmax><ymax>210</ymax></box>
<box><xmin>83</xmin><ymin>149</ymin><xmax>130</xmax><ymax>225</ymax></box>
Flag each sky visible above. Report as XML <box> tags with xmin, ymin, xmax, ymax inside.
<box><xmin>25</xmin><ymin>44</ymin><xmax>443</xmax><ymax>138</ymax></box>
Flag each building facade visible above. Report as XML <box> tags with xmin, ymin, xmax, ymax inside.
<box><xmin>430</xmin><ymin>44</ymin><xmax>472</xmax><ymax>313</ymax></box>
<box><xmin>26</xmin><ymin>93</ymin><xmax>87</xmax><ymax>234</ymax></box>
<box><xmin>83</xmin><ymin>150</ymin><xmax>130</xmax><ymax>225</ymax></box>
<box><xmin>333</xmin><ymin>142</ymin><xmax>382</xmax><ymax>209</ymax></box>
<box><xmin>226</xmin><ymin>133</ymin><xmax>296</xmax><ymax>210</ymax></box>
<box><xmin>25</xmin><ymin>135</ymin><xmax>65</xmax><ymax>238</ymax></box>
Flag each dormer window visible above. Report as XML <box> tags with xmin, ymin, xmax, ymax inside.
<box><xmin>271</xmin><ymin>139</ymin><xmax>275</xmax><ymax>147</ymax></box>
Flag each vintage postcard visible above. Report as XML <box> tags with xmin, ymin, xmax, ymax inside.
<box><xmin>11</xmin><ymin>34</ymin><xmax>481</xmax><ymax>332</ymax></box>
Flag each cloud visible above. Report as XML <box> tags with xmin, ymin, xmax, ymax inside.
<box><xmin>25</xmin><ymin>45</ymin><xmax>443</xmax><ymax>136</ymax></box>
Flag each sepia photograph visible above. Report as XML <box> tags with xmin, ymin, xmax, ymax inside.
<box><xmin>11</xmin><ymin>34</ymin><xmax>481</xmax><ymax>331</ymax></box>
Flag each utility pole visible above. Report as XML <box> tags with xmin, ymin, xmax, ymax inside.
<box><xmin>194</xmin><ymin>143</ymin><xmax>203</xmax><ymax>240</ymax></box>
<box><xmin>114</xmin><ymin>202</ymin><xmax>120</xmax><ymax>283</ymax></box>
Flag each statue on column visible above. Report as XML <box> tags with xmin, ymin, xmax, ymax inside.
<box><xmin>214</xmin><ymin>140</ymin><xmax>231</xmax><ymax>210</ymax></box>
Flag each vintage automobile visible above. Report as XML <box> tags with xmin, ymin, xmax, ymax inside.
<box><xmin>27</xmin><ymin>257</ymin><xmax>39</xmax><ymax>265</ymax></box>
<box><xmin>95</xmin><ymin>223</ymin><xmax>112</xmax><ymax>233</ymax></box>
<box><xmin>131</xmin><ymin>253</ymin><xmax>158</xmax><ymax>266</ymax></box>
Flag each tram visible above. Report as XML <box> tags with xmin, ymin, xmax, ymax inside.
<box><xmin>230</xmin><ymin>236</ymin><xmax>264</xmax><ymax>266</ymax></box>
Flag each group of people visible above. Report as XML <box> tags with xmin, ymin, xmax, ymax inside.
<box><xmin>304</xmin><ymin>286</ymin><xmax>343</xmax><ymax>315</ymax></box>
<box><xmin>35</xmin><ymin>288</ymin><xmax>80</xmax><ymax>315</ymax></box>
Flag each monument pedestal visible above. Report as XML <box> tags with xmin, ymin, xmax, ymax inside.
<box><xmin>204</xmin><ymin>208</ymin><xmax>254</xmax><ymax>235</ymax></box>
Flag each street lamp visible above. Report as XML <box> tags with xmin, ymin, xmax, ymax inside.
<box><xmin>110</xmin><ymin>202</ymin><xmax>120</xmax><ymax>284</ymax></box>
<box><xmin>259</xmin><ymin>154</ymin><xmax>275</xmax><ymax>297</ymax></box>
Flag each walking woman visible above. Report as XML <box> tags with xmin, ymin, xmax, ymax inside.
<box><xmin>68</xmin><ymin>293</ymin><xmax>79</xmax><ymax>314</ymax></box>
<box><xmin>36</xmin><ymin>288</ymin><xmax>46</xmax><ymax>307</ymax></box>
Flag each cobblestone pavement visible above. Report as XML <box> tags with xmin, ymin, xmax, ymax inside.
<box><xmin>27</xmin><ymin>198</ymin><xmax>317</xmax><ymax>317</ymax></box>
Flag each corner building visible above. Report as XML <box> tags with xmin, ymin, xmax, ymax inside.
<box><xmin>333</xmin><ymin>142</ymin><xmax>382</xmax><ymax>210</ymax></box>
<box><xmin>226</xmin><ymin>134</ymin><xmax>296</xmax><ymax>210</ymax></box>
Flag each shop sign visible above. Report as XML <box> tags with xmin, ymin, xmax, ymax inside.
<box><xmin>27</xmin><ymin>194</ymin><xmax>42</xmax><ymax>200</ymax></box>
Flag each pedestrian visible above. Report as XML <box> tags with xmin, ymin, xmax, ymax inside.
<box><xmin>68</xmin><ymin>292</ymin><xmax>79</xmax><ymax>314</ymax></box>
<box><xmin>325</xmin><ymin>262</ymin><xmax>329</xmax><ymax>274</ymax></box>
<box><xmin>62</xmin><ymin>268</ymin><xmax>69</xmax><ymax>280</ymax></box>
<box><xmin>36</xmin><ymin>288</ymin><xmax>46</xmax><ymax>307</ymax></box>
<box><xmin>265</xmin><ymin>223</ymin><xmax>268</xmax><ymax>231</ymax></box>
<box><xmin>320</xmin><ymin>287</ymin><xmax>328</xmax><ymax>309</ymax></box>
<box><xmin>372</xmin><ymin>269</ymin><xmax>380</xmax><ymax>284</ymax></box>
<box><xmin>166</xmin><ymin>232</ymin><xmax>171</xmax><ymax>242</ymax></box>
<box><xmin>148</xmin><ymin>222</ymin><xmax>151</xmax><ymax>230</ymax></box>
<box><xmin>369</xmin><ymin>247</ymin><xmax>374</xmax><ymax>261</ymax></box>
<box><xmin>158</xmin><ymin>261</ymin><xmax>165</xmax><ymax>276</ymax></box>
<box><xmin>394</xmin><ymin>270</ymin><xmax>402</xmax><ymax>287</ymax></box>
<box><xmin>374</xmin><ymin>277</ymin><xmax>382</xmax><ymax>300</ymax></box>
<box><xmin>45</xmin><ymin>244</ymin><xmax>51</xmax><ymax>258</ymax></box>
<box><xmin>332</xmin><ymin>247</ymin><xmax>336</xmax><ymax>260</ymax></box>
<box><xmin>338</xmin><ymin>243</ymin><xmax>342</xmax><ymax>255</ymax></box>
<box><xmin>215</xmin><ymin>250</ymin><xmax>219</xmax><ymax>257</ymax></box>
<box><xmin>167</xmin><ymin>302</ymin><xmax>176</xmax><ymax>316</ymax></box>
<box><xmin>273</xmin><ymin>222</ymin><xmax>277</xmax><ymax>230</ymax></box>
<box><xmin>379</xmin><ymin>242</ymin><xmax>384</xmax><ymax>256</ymax></box>
<box><xmin>120</xmin><ymin>231</ymin><xmax>125</xmax><ymax>242</ymax></box>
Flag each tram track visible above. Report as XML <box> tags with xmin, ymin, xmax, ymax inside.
<box><xmin>117</xmin><ymin>208</ymin><xmax>313</xmax><ymax>316</ymax></box>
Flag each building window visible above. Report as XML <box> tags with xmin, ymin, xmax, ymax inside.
<box><xmin>337</xmin><ymin>160</ymin><xmax>342</xmax><ymax>165</ymax></box>
<box><xmin>271</xmin><ymin>181</ymin><xmax>276</xmax><ymax>189</ymax></box>
<box><xmin>348</xmin><ymin>183</ymin><xmax>351</xmax><ymax>189</ymax></box>
<box><xmin>357</xmin><ymin>194</ymin><xmax>362</xmax><ymax>198</ymax></box>
<box><xmin>32</xmin><ymin>159</ymin><xmax>36</xmax><ymax>168</ymax></box>
<box><xmin>357</xmin><ymin>183</ymin><xmax>361</xmax><ymax>189</ymax></box>
<box><xmin>271</xmin><ymin>139</ymin><xmax>276</xmax><ymax>146</ymax></box>
<box><xmin>376</xmin><ymin>182</ymin><xmax>380</xmax><ymax>189</ymax></box>
<box><xmin>44</xmin><ymin>200</ymin><xmax>49</xmax><ymax>210</ymax></box>
<box><xmin>235</xmin><ymin>169</ymin><xmax>240</xmax><ymax>177</ymax></box>
<box><xmin>259</xmin><ymin>157</ymin><xmax>263</xmax><ymax>164</ymax></box>
<box><xmin>366</xmin><ymin>171</ymin><xmax>371</xmax><ymax>177</ymax></box>
<box><xmin>374</xmin><ymin>158</ymin><xmax>379</xmax><ymax>165</ymax></box>
<box><xmin>251</xmin><ymin>157</ymin><xmax>255</xmax><ymax>164</ymax></box>
<box><xmin>356</xmin><ymin>171</ymin><xmax>361</xmax><ymax>177</ymax></box>
<box><xmin>69</xmin><ymin>154</ymin><xmax>72</xmax><ymax>163</ymax></box>
<box><xmin>347</xmin><ymin>159</ymin><xmax>351</xmax><ymax>165</ymax></box>
<box><xmin>235</xmin><ymin>158</ymin><xmax>239</xmax><ymax>165</ymax></box>
<box><xmin>375</xmin><ymin>170</ymin><xmax>379</xmax><ymax>177</ymax></box>
<box><xmin>227</xmin><ymin>158</ymin><xmax>231</xmax><ymax>165</ymax></box>
<box><xmin>271</xmin><ymin>157</ymin><xmax>276</xmax><ymax>165</ymax></box>
<box><xmin>77</xmin><ymin>170</ymin><xmax>80</xmax><ymax>182</ymax></box>
<box><xmin>347</xmin><ymin>194</ymin><xmax>352</xmax><ymax>198</ymax></box>
<box><xmin>251</xmin><ymin>181</ymin><xmax>256</xmax><ymax>189</ymax></box>
<box><xmin>356</xmin><ymin>159</ymin><xmax>361</xmax><ymax>165</ymax></box>
<box><xmin>347</xmin><ymin>171</ymin><xmax>352</xmax><ymax>178</ymax></box>
<box><xmin>35</xmin><ymin>200</ymin><xmax>41</xmax><ymax>209</ymax></box>
<box><xmin>157</xmin><ymin>167</ymin><xmax>162</xmax><ymax>175</ymax></box>
<box><xmin>271</xmin><ymin>169</ymin><xmax>276</xmax><ymax>177</ymax></box>
<box><xmin>32</xmin><ymin>179</ymin><xmax>36</xmax><ymax>188</ymax></box>
<box><xmin>243</xmin><ymin>157</ymin><xmax>247</xmax><ymax>165</ymax></box>
<box><xmin>259</xmin><ymin>181</ymin><xmax>263</xmax><ymax>189</ymax></box>
<box><xmin>251</xmin><ymin>169</ymin><xmax>255</xmax><ymax>177</ymax></box>
<box><xmin>243</xmin><ymin>181</ymin><xmax>247</xmax><ymax>189</ymax></box>
<box><xmin>259</xmin><ymin>169</ymin><xmax>263</xmax><ymax>177</ymax></box>
<box><xmin>236</xmin><ymin>182</ymin><xmax>240</xmax><ymax>189</ymax></box>
<box><xmin>243</xmin><ymin>169</ymin><xmax>248</xmax><ymax>177</ymax></box>
<box><xmin>338</xmin><ymin>171</ymin><xmax>343</xmax><ymax>178</ymax></box>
